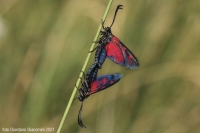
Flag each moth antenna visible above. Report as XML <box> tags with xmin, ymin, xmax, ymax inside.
<box><xmin>78</xmin><ymin>101</ymin><xmax>86</xmax><ymax>128</ymax></box>
<box><xmin>110</xmin><ymin>5</ymin><xmax>123</xmax><ymax>28</ymax></box>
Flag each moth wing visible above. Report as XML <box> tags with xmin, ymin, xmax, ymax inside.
<box><xmin>105</xmin><ymin>36</ymin><xmax>140</xmax><ymax>69</ymax></box>
<box><xmin>89</xmin><ymin>73</ymin><xmax>123</xmax><ymax>95</ymax></box>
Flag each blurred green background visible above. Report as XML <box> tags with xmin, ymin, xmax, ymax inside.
<box><xmin>1</xmin><ymin>0</ymin><xmax>200</xmax><ymax>133</ymax></box>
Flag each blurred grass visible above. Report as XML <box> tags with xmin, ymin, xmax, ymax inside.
<box><xmin>0</xmin><ymin>0</ymin><xmax>200</xmax><ymax>133</ymax></box>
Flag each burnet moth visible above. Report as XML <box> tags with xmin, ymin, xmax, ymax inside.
<box><xmin>93</xmin><ymin>5</ymin><xmax>140</xmax><ymax>69</ymax></box>
<box><xmin>74</xmin><ymin>63</ymin><xmax>123</xmax><ymax>128</ymax></box>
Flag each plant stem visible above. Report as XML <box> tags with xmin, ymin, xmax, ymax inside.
<box><xmin>56</xmin><ymin>0</ymin><xmax>113</xmax><ymax>132</ymax></box>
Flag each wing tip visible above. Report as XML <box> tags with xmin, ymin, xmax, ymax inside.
<box><xmin>128</xmin><ymin>59</ymin><xmax>140</xmax><ymax>69</ymax></box>
<box><xmin>113</xmin><ymin>73</ymin><xmax>123</xmax><ymax>79</ymax></box>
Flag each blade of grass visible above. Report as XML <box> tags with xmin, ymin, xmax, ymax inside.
<box><xmin>56</xmin><ymin>0</ymin><xmax>113</xmax><ymax>132</ymax></box>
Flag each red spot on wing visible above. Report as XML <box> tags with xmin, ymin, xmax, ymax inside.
<box><xmin>111</xmin><ymin>35</ymin><xmax>139</xmax><ymax>69</ymax></box>
<box><xmin>128</xmin><ymin>54</ymin><xmax>134</xmax><ymax>65</ymax></box>
<box><xmin>101</xmin><ymin>77</ymin><xmax>107</xmax><ymax>85</ymax></box>
<box><xmin>90</xmin><ymin>80</ymin><xmax>99</xmax><ymax>93</ymax></box>
<box><xmin>110</xmin><ymin>80</ymin><xmax>114</xmax><ymax>84</ymax></box>
<box><xmin>105</xmin><ymin>37</ymin><xmax>125</xmax><ymax>64</ymax></box>
<box><xmin>89</xmin><ymin>78</ymin><xmax>108</xmax><ymax>95</ymax></box>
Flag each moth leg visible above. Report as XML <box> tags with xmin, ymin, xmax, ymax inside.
<box><xmin>78</xmin><ymin>77</ymin><xmax>85</xmax><ymax>87</ymax></box>
<box><xmin>75</xmin><ymin>84</ymin><xmax>79</xmax><ymax>90</ymax></box>
<box><xmin>89</xmin><ymin>45</ymin><xmax>99</xmax><ymax>53</ymax></box>
<box><xmin>92</xmin><ymin>40</ymin><xmax>99</xmax><ymax>44</ymax></box>
<box><xmin>78</xmin><ymin>77</ymin><xmax>83</xmax><ymax>82</ymax></box>
<box><xmin>101</xmin><ymin>19</ymin><xmax>105</xmax><ymax>29</ymax></box>
<box><xmin>84</xmin><ymin>82</ymin><xmax>91</xmax><ymax>92</ymax></box>
<box><xmin>80</xmin><ymin>71</ymin><xmax>86</xmax><ymax>80</ymax></box>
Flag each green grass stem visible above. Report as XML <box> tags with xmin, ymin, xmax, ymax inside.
<box><xmin>56</xmin><ymin>0</ymin><xmax>113</xmax><ymax>132</ymax></box>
